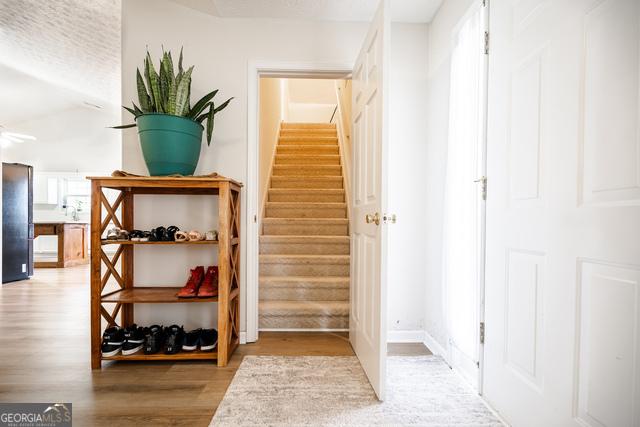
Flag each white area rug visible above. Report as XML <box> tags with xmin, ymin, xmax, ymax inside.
<box><xmin>210</xmin><ymin>356</ymin><xmax>503</xmax><ymax>426</ymax></box>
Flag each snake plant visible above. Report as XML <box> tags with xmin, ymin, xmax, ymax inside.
<box><xmin>114</xmin><ymin>48</ymin><xmax>233</xmax><ymax>146</ymax></box>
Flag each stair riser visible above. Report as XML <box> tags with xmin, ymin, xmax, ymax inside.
<box><xmin>260</xmin><ymin>262</ymin><xmax>349</xmax><ymax>276</ymax></box>
<box><xmin>259</xmin><ymin>314</ymin><xmax>348</xmax><ymax>329</ymax></box>
<box><xmin>263</xmin><ymin>223</ymin><xmax>348</xmax><ymax>236</ymax></box>
<box><xmin>271</xmin><ymin>177</ymin><xmax>343</xmax><ymax>189</ymax></box>
<box><xmin>265</xmin><ymin>206</ymin><xmax>346</xmax><ymax>219</ymax></box>
<box><xmin>281</xmin><ymin>123</ymin><xmax>337</xmax><ymax>130</ymax></box>
<box><xmin>280</xmin><ymin>130</ymin><xmax>337</xmax><ymax>137</ymax></box>
<box><xmin>260</xmin><ymin>242</ymin><xmax>350</xmax><ymax>255</ymax></box>
<box><xmin>277</xmin><ymin>146</ymin><xmax>339</xmax><ymax>155</ymax></box>
<box><xmin>275</xmin><ymin>155</ymin><xmax>340</xmax><ymax>165</ymax></box>
<box><xmin>278</xmin><ymin>138</ymin><xmax>338</xmax><ymax>145</ymax></box>
<box><xmin>268</xmin><ymin>192</ymin><xmax>344</xmax><ymax>203</ymax></box>
<box><xmin>272</xmin><ymin>166</ymin><xmax>341</xmax><ymax>176</ymax></box>
<box><xmin>260</xmin><ymin>286</ymin><xmax>349</xmax><ymax>301</ymax></box>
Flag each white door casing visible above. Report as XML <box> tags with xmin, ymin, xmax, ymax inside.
<box><xmin>350</xmin><ymin>0</ymin><xmax>390</xmax><ymax>401</ymax></box>
<box><xmin>484</xmin><ymin>0</ymin><xmax>640</xmax><ymax>426</ymax></box>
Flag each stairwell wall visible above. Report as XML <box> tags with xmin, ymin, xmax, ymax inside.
<box><xmin>259</xmin><ymin>78</ymin><xmax>284</xmax><ymax>216</ymax></box>
<box><xmin>121</xmin><ymin>0</ymin><xmax>368</xmax><ymax>333</ymax></box>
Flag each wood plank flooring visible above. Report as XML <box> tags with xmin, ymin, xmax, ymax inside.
<box><xmin>0</xmin><ymin>266</ymin><xmax>353</xmax><ymax>426</ymax></box>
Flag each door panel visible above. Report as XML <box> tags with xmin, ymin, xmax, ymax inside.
<box><xmin>350</xmin><ymin>0</ymin><xmax>389</xmax><ymax>400</ymax></box>
<box><xmin>484</xmin><ymin>0</ymin><xmax>640</xmax><ymax>425</ymax></box>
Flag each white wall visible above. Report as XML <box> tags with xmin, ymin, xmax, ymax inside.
<box><xmin>121</xmin><ymin>0</ymin><xmax>368</xmax><ymax>332</ymax></box>
<box><xmin>287</xmin><ymin>78</ymin><xmax>339</xmax><ymax>123</ymax></box>
<box><xmin>387</xmin><ymin>23</ymin><xmax>430</xmax><ymax>339</ymax></box>
<box><xmin>424</xmin><ymin>0</ymin><xmax>476</xmax><ymax>350</ymax></box>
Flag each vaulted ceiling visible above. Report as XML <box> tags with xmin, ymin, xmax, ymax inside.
<box><xmin>170</xmin><ymin>0</ymin><xmax>443</xmax><ymax>23</ymax></box>
<box><xmin>0</xmin><ymin>0</ymin><xmax>121</xmax><ymax>108</ymax></box>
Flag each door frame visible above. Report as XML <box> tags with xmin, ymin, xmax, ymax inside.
<box><xmin>246</xmin><ymin>61</ymin><xmax>353</xmax><ymax>342</ymax></box>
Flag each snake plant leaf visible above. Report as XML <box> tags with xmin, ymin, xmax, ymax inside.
<box><xmin>132</xmin><ymin>102</ymin><xmax>144</xmax><ymax>116</ymax></box>
<box><xmin>111</xmin><ymin>123</ymin><xmax>137</xmax><ymax>129</ymax></box>
<box><xmin>122</xmin><ymin>106</ymin><xmax>137</xmax><ymax>117</ymax></box>
<box><xmin>174</xmin><ymin>66</ymin><xmax>193</xmax><ymax>116</ymax></box>
<box><xmin>187</xmin><ymin>90</ymin><xmax>218</xmax><ymax>119</ymax></box>
<box><xmin>136</xmin><ymin>68</ymin><xmax>152</xmax><ymax>112</ymax></box>
<box><xmin>159</xmin><ymin>61</ymin><xmax>169</xmax><ymax>113</ymax></box>
<box><xmin>206</xmin><ymin>102</ymin><xmax>215</xmax><ymax>145</ymax></box>
<box><xmin>214</xmin><ymin>97</ymin><xmax>234</xmax><ymax>113</ymax></box>
<box><xmin>195</xmin><ymin>101</ymin><xmax>213</xmax><ymax>123</ymax></box>
<box><xmin>146</xmin><ymin>51</ymin><xmax>163</xmax><ymax>112</ymax></box>
<box><xmin>178</xmin><ymin>47</ymin><xmax>184</xmax><ymax>74</ymax></box>
<box><xmin>143</xmin><ymin>58</ymin><xmax>156</xmax><ymax>111</ymax></box>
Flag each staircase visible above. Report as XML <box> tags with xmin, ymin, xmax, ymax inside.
<box><xmin>259</xmin><ymin>122</ymin><xmax>350</xmax><ymax>330</ymax></box>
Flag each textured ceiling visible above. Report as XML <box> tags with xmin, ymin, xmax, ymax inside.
<box><xmin>171</xmin><ymin>0</ymin><xmax>443</xmax><ymax>23</ymax></box>
<box><xmin>0</xmin><ymin>0</ymin><xmax>121</xmax><ymax>106</ymax></box>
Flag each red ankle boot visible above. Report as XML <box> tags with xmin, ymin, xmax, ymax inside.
<box><xmin>198</xmin><ymin>266</ymin><xmax>218</xmax><ymax>298</ymax></box>
<box><xmin>177</xmin><ymin>266</ymin><xmax>205</xmax><ymax>298</ymax></box>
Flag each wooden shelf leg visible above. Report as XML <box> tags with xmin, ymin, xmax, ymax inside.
<box><xmin>90</xmin><ymin>181</ymin><xmax>102</xmax><ymax>369</ymax></box>
<box><xmin>217</xmin><ymin>182</ymin><xmax>230</xmax><ymax>367</ymax></box>
<box><xmin>121</xmin><ymin>192</ymin><xmax>134</xmax><ymax>327</ymax></box>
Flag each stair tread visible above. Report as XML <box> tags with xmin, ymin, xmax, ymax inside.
<box><xmin>260</xmin><ymin>275</ymin><xmax>350</xmax><ymax>284</ymax></box>
<box><xmin>259</xmin><ymin>300</ymin><xmax>349</xmax><ymax>316</ymax></box>
<box><xmin>263</xmin><ymin>218</ymin><xmax>348</xmax><ymax>223</ymax></box>
<box><xmin>269</xmin><ymin>189</ymin><xmax>345</xmax><ymax>193</ymax></box>
<box><xmin>265</xmin><ymin>202</ymin><xmax>346</xmax><ymax>208</ymax></box>
<box><xmin>260</xmin><ymin>254</ymin><xmax>350</xmax><ymax>263</ymax></box>
<box><xmin>260</xmin><ymin>235</ymin><xmax>349</xmax><ymax>242</ymax></box>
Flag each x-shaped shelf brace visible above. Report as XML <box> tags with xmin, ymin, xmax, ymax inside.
<box><xmin>227</xmin><ymin>299</ymin><xmax>239</xmax><ymax>343</ymax></box>
<box><xmin>98</xmin><ymin>189</ymin><xmax>126</xmax><ymax>328</ymax></box>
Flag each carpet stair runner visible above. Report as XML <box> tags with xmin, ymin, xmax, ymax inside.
<box><xmin>259</xmin><ymin>122</ymin><xmax>349</xmax><ymax>330</ymax></box>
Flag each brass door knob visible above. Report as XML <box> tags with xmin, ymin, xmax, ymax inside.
<box><xmin>365</xmin><ymin>212</ymin><xmax>380</xmax><ymax>225</ymax></box>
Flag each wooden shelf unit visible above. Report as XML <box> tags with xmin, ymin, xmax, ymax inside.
<box><xmin>88</xmin><ymin>176</ymin><xmax>242</xmax><ymax>369</ymax></box>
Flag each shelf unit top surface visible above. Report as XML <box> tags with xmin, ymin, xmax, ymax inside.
<box><xmin>87</xmin><ymin>175</ymin><xmax>243</xmax><ymax>189</ymax></box>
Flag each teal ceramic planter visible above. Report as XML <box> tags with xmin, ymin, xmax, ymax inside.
<box><xmin>136</xmin><ymin>114</ymin><xmax>203</xmax><ymax>176</ymax></box>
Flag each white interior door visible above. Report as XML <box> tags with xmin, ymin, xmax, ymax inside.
<box><xmin>484</xmin><ymin>0</ymin><xmax>640</xmax><ymax>425</ymax></box>
<box><xmin>350</xmin><ymin>0</ymin><xmax>389</xmax><ymax>401</ymax></box>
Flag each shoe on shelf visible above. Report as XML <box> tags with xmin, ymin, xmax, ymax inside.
<box><xmin>176</xmin><ymin>266</ymin><xmax>205</xmax><ymax>298</ymax></box>
<box><xmin>182</xmin><ymin>328</ymin><xmax>202</xmax><ymax>351</ymax></box>
<box><xmin>164</xmin><ymin>325</ymin><xmax>186</xmax><ymax>354</ymax></box>
<box><xmin>101</xmin><ymin>326</ymin><xmax>124</xmax><ymax>357</ymax></box>
<box><xmin>122</xmin><ymin>324</ymin><xmax>145</xmax><ymax>355</ymax></box>
<box><xmin>143</xmin><ymin>325</ymin><xmax>165</xmax><ymax>354</ymax></box>
<box><xmin>166</xmin><ymin>226</ymin><xmax>180</xmax><ymax>241</ymax></box>
<box><xmin>198</xmin><ymin>266</ymin><xmax>219</xmax><ymax>298</ymax></box>
<box><xmin>200</xmin><ymin>329</ymin><xmax>218</xmax><ymax>351</ymax></box>
<box><xmin>129</xmin><ymin>230</ymin><xmax>143</xmax><ymax>241</ymax></box>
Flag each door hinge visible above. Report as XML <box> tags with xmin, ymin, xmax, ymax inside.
<box><xmin>254</xmin><ymin>214</ymin><xmax>257</xmax><ymax>223</ymax></box>
<box><xmin>480</xmin><ymin>322</ymin><xmax>485</xmax><ymax>344</ymax></box>
<box><xmin>474</xmin><ymin>176</ymin><xmax>487</xmax><ymax>200</ymax></box>
<box><xmin>484</xmin><ymin>31</ymin><xmax>490</xmax><ymax>55</ymax></box>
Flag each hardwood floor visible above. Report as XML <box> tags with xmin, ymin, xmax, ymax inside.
<box><xmin>0</xmin><ymin>266</ymin><xmax>353</xmax><ymax>427</ymax></box>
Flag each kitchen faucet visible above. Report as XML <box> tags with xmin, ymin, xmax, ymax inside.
<box><xmin>62</xmin><ymin>204</ymin><xmax>79</xmax><ymax>221</ymax></box>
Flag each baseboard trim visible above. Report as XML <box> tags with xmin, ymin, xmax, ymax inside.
<box><xmin>387</xmin><ymin>330</ymin><xmax>426</xmax><ymax>343</ymax></box>
<box><xmin>423</xmin><ymin>330</ymin><xmax>447</xmax><ymax>358</ymax></box>
<box><xmin>240</xmin><ymin>331</ymin><xmax>247</xmax><ymax>344</ymax></box>
<box><xmin>260</xmin><ymin>328</ymin><xmax>349</xmax><ymax>332</ymax></box>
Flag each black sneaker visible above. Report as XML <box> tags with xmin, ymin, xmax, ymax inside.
<box><xmin>164</xmin><ymin>325</ymin><xmax>185</xmax><ymax>354</ymax></box>
<box><xmin>144</xmin><ymin>325</ymin><xmax>164</xmax><ymax>354</ymax></box>
<box><xmin>122</xmin><ymin>324</ymin><xmax>145</xmax><ymax>355</ymax></box>
<box><xmin>183</xmin><ymin>328</ymin><xmax>202</xmax><ymax>351</ymax></box>
<box><xmin>200</xmin><ymin>328</ymin><xmax>218</xmax><ymax>351</ymax></box>
<box><xmin>101</xmin><ymin>326</ymin><xmax>124</xmax><ymax>357</ymax></box>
